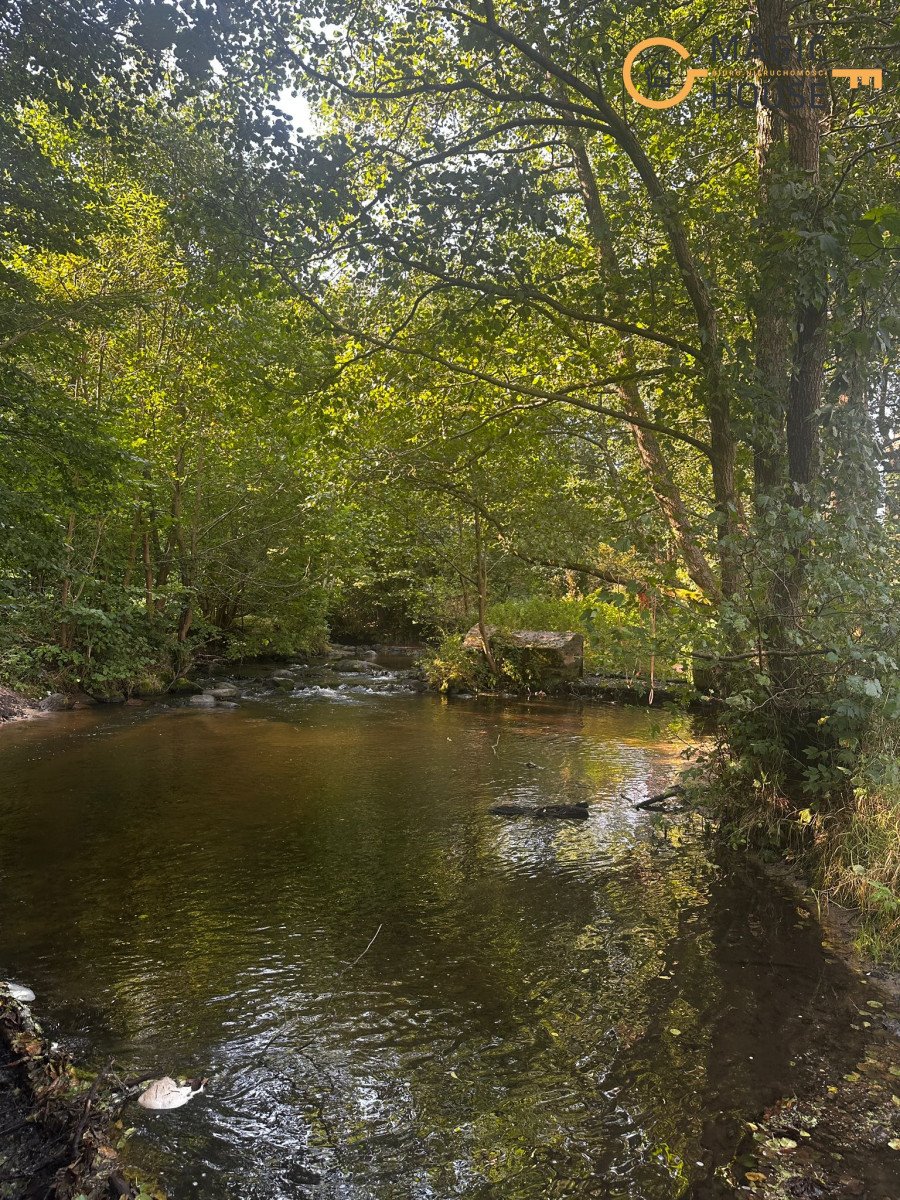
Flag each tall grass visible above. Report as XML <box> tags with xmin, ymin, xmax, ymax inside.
<box><xmin>704</xmin><ymin>718</ymin><xmax>900</xmax><ymax>967</ymax></box>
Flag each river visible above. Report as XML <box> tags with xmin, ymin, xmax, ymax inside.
<box><xmin>0</xmin><ymin>660</ymin><xmax>881</xmax><ymax>1198</ymax></box>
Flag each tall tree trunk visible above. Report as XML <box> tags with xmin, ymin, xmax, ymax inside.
<box><xmin>565</xmin><ymin>129</ymin><xmax>722</xmax><ymax>603</ymax></box>
<box><xmin>142</xmin><ymin>527</ymin><xmax>154</xmax><ymax>617</ymax></box>
<box><xmin>752</xmin><ymin>0</ymin><xmax>791</xmax><ymax>504</ymax></box>
<box><xmin>753</xmin><ymin>0</ymin><xmax>830</xmax><ymax>701</ymax></box>
<box><xmin>586</xmin><ymin>90</ymin><xmax>741</xmax><ymax>599</ymax></box>
<box><xmin>473</xmin><ymin>508</ymin><xmax>497</xmax><ymax>675</ymax></box>
<box><xmin>58</xmin><ymin>512</ymin><xmax>76</xmax><ymax>651</ymax></box>
<box><xmin>171</xmin><ymin>444</ymin><xmax>194</xmax><ymax>643</ymax></box>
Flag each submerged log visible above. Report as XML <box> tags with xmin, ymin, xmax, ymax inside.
<box><xmin>490</xmin><ymin>801</ymin><xmax>589</xmax><ymax>820</ymax></box>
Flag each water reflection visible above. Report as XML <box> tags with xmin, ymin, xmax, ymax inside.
<box><xmin>0</xmin><ymin>683</ymin><xmax>867</xmax><ymax>1198</ymax></box>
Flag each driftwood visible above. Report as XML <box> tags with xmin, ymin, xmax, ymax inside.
<box><xmin>490</xmin><ymin>801</ymin><xmax>590</xmax><ymax>820</ymax></box>
<box><xmin>0</xmin><ymin>989</ymin><xmax>161</xmax><ymax>1199</ymax></box>
<box><xmin>632</xmin><ymin>785</ymin><xmax>685</xmax><ymax>811</ymax></box>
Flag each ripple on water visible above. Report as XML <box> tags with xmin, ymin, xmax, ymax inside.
<box><xmin>0</xmin><ymin>694</ymin><xmax>873</xmax><ymax>1198</ymax></box>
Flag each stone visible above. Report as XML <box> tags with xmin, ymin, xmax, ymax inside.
<box><xmin>462</xmin><ymin>627</ymin><xmax>584</xmax><ymax>682</ymax></box>
<box><xmin>334</xmin><ymin>658</ymin><xmax>374</xmax><ymax>673</ymax></box>
<box><xmin>138</xmin><ymin>1076</ymin><xmax>206</xmax><ymax>1111</ymax></box>
<box><xmin>2</xmin><ymin>981</ymin><xmax>36</xmax><ymax>1003</ymax></box>
<box><xmin>208</xmin><ymin>684</ymin><xmax>239</xmax><ymax>699</ymax></box>
<box><xmin>133</xmin><ymin>675</ymin><xmax>168</xmax><ymax>698</ymax></box>
<box><xmin>168</xmin><ymin>678</ymin><xmax>203</xmax><ymax>695</ymax></box>
<box><xmin>0</xmin><ymin>686</ymin><xmax>32</xmax><ymax>722</ymax></box>
<box><xmin>325</xmin><ymin>644</ymin><xmax>354</xmax><ymax>658</ymax></box>
<box><xmin>189</xmin><ymin>694</ymin><xmax>217</xmax><ymax>708</ymax></box>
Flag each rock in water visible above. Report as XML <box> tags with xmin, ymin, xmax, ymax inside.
<box><xmin>188</xmin><ymin>694</ymin><xmax>217</xmax><ymax>708</ymax></box>
<box><xmin>2</xmin><ymin>981</ymin><xmax>36</xmax><ymax>1003</ymax></box>
<box><xmin>138</xmin><ymin>1076</ymin><xmax>206</xmax><ymax>1111</ymax></box>
<box><xmin>462</xmin><ymin>627</ymin><xmax>584</xmax><ymax>683</ymax></box>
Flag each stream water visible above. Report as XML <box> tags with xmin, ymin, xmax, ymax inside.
<box><xmin>0</xmin><ymin>660</ymin><xmax>879</xmax><ymax>1199</ymax></box>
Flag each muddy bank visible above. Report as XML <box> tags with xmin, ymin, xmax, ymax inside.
<box><xmin>697</xmin><ymin>861</ymin><xmax>900</xmax><ymax>1198</ymax></box>
<box><xmin>714</xmin><ymin>977</ymin><xmax>900</xmax><ymax>1198</ymax></box>
<box><xmin>0</xmin><ymin>990</ymin><xmax>157</xmax><ymax>1199</ymax></box>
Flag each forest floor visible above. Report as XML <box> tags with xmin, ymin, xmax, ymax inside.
<box><xmin>0</xmin><ymin>992</ymin><xmax>154</xmax><ymax>1200</ymax></box>
<box><xmin>0</xmin><ymin>1042</ymin><xmax>53</xmax><ymax>1199</ymax></box>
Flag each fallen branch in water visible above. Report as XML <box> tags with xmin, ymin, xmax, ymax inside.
<box><xmin>339</xmin><ymin>923</ymin><xmax>384</xmax><ymax>974</ymax></box>
<box><xmin>66</xmin><ymin>1055</ymin><xmax>114</xmax><ymax>1171</ymax></box>
<box><xmin>632</xmin><ymin>785</ymin><xmax>685</xmax><ymax>811</ymax></box>
<box><xmin>490</xmin><ymin>802</ymin><xmax>590</xmax><ymax>820</ymax></box>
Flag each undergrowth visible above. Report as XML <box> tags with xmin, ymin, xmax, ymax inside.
<box><xmin>698</xmin><ymin>715</ymin><xmax>900</xmax><ymax>968</ymax></box>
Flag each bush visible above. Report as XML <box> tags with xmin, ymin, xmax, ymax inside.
<box><xmin>423</xmin><ymin>633</ymin><xmax>492</xmax><ymax>694</ymax></box>
<box><xmin>699</xmin><ymin>704</ymin><xmax>900</xmax><ymax>967</ymax></box>
<box><xmin>485</xmin><ymin>591</ymin><xmax>695</xmax><ymax>682</ymax></box>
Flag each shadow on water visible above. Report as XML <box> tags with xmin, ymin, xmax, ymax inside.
<box><xmin>0</xmin><ymin>677</ymin><xmax>878</xmax><ymax>1198</ymax></box>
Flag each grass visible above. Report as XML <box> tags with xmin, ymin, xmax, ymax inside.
<box><xmin>700</xmin><ymin>721</ymin><xmax>900</xmax><ymax>969</ymax></box>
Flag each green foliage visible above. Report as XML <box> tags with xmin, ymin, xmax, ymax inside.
<box><xmin>423</xmin><ymin>634</ymin><xmax>492</xmax><ymax>695</ymax></box>
<box><xmin>486</xmin><ymin>592</ymin><xmax>697</xmax><ymax>683</ymax></box>
<box><xmin>1</xmin><ymin>0</ymin><xmax>899</xmax><ymax>961</ymax></box>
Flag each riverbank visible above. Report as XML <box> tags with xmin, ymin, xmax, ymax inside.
<box><xmin>0</xmin><ymin>687</ymin><xmax>35</xmax><ymax>725</ymax></box>
<box><xmin>0</xmin><ymin>988</ymin><xmax>156</xmax><ymax>1199</ymax></box>
<box><xmin>699</xmin><ymin>852</ymin><xmax>900</xmax><ymax>1198</ymax></box>
<box><xmin>0</xmin><ymin>640</ymin><xmax>694</xmax><ymax>727</ymax></box>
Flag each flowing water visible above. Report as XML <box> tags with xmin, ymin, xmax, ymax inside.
<box><xmin>0</xmin><ymin>660</ymin><xmax>878</xmax><ymax>1199</ymax></box>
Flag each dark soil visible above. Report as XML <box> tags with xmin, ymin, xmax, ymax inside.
<box><xmin>0</xmin><ymin>1043</ymin><xmax>56</xmax><ymax>1199</ymax></box>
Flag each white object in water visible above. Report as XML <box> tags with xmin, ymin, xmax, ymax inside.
<box><xmin>138</xmin><ymin>1076</ymin><xmax>206</xmax><ymax>1111</ymax></box>
<box><xmin>2</xmin><ymin>982</ymin><xmax>36</xmax><ymax>1003</ymax></box>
